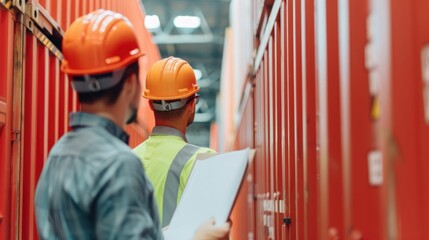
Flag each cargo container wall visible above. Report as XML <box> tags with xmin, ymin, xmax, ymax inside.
<box><xmin>222</xmin><ymin>0</ymin><xmax>417</xmax><ymax>239</ymax></box>
<box><xmin>223</xmin><ymin>0</ymin><xmax>317</xmax><ymax>239</ymax></box>
<box><xmin>0</xmin><ymin>1</ymin><xmax>159</xmax><ymax>239</ymax></box>
<box><xmin>375</xmin><ymin>0</ymin><xmax>429</xmax><ymax>238</ymax></box>
<box><xmin>230</xmin><ymin>80</ymin><xmax>255</xmax><ymax>240</ymax></box>
<box><xmin>0</xmin><ymin>6</ymin><xmax>15</xmax><ymax>240</ymax></box>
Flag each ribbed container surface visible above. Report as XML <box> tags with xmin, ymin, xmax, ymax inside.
<box><xmin>221</xmin><ymin>0</ymin><xmax>429</xmax><ymax>239</ymax></box>
<box><xmin>0</xmin><ymin>0</ymin><xmax>159</xmax><ymax>239</ymax></box>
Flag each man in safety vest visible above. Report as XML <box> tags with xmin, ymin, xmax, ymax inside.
<box><xmin>35</xmin><ymin>10</ymin><xmax>229</xmax><ymax>239</ymax></box>
<box><xmin>133</xmin><ymin>57</ymin><xmax>216</xmax><ymax>227</ymax></box>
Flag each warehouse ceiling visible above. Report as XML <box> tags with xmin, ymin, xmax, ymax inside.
<box><xmin>141</xmin><ymin>0</ymin><xmax>230</xmax><ymax>147</ymax></box>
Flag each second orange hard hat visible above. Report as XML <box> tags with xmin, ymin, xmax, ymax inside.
<box><xmin>143</xmin><ymin>57</ymin><xmax>200</xmax><ymax>100</ymax></box>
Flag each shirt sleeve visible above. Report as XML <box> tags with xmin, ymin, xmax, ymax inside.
<box><xmin>95</xmin><ymin>152</ymin><xmax>164</xmax><ymax>240</ymax></box>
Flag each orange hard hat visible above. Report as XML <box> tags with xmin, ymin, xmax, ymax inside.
<box><xmin>143</xmin><ymin>57</ymin><xmax>199</xmax><ymax>101</ymax></box>
<box><xmin>61</xmin><ymin>9</ymin><xmax>144</xmax><ymax>76</ymax></box>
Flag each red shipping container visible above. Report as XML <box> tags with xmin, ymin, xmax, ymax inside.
<box><xmin>0</xmin><ymin>1</ymin><xmax>159</xmax><ymax>239</ymax></box>
<box><xmin>0</xmin><ymin>7</ymin><xmax>15</xmax><ymax>240</ymax></box>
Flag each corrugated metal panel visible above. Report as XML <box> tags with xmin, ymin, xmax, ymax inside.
<box><xmin>243</xmin><ymin>0</ymin><xmax>380</xmax><ymax>238</ymax></box>
<box><xmin>10</xmin><ymin>9</ymin><xmax>26</xmax><ymax>240</ymax></box>
<box><xmin>223</xmin><ymin>0</ymin><xmax>429</xmax><ymax>239</ymax></box>
<box><xmin>325</xmin><ymin>0</ymin><xmax>345</xmax><ymax>238</ymax></box>
<box><xmin>266</xmin><ymin>39</ymin><xmax>275</xmax><ymax>239</ymax></box>
<box><xmin>346</xmin><ymin>0</ymin><xmax>384</xmax><ymax>239</ymax></box>
<box><xmin>279</xmin><ymin>4</ymin><xmax>288</xmax><ymax>238</ymax></box>
<box><xmin>416</xmin><ymin>1</ymin><xmax>429</xmax><ymax>238</ymax></box>
<box><xmin>314</xmin><ymin>0</ymin><xmax>329</xmax><ymax>238</ymax></box>
<box><xmin>0</xmin><ymin>7</ymin><xmax>15</xmax><ymax>240</ymax></box>
<box><xmin>294</xmin><ymin>0</ymin><xmax>305</xmax><ymax>238</ymax></box>
<box><xmin>302</xmin><ymin>0</ymin><xmax>318</xmax><ymax>238</ymax></box>
<box><xmin>253</xmin><ymin>65</ymin><xmax>262</xmax><ymax>240</ymax></box>
<box><xmin>285</xmin><ymin>0</ymin><xmax>295</xmax><ymax>238</ymax></box>
<box><xmin>273</xmin><ymin>18</ymin><xmax>282</xmax><ymax>240</ymax></box>
<box><xmin>381</xmin><ymin>0</ymin><xmax>429</xmax><ymax>238</ymax></box>
<box><xmin>262</xmin><ymin>49</ymin><xmax>271</xmax><ymax>239</ymax></box>
<box><xmin>230</xmin><ymin>81</ymin><xmax>254</xmax><ymax>240</ymax></box>
<box><xmin>254</xmin><ymin>58</ymin><xmax>264</xmax><ymax>240</ymax></box>
<box><xmin>224</xmin><ymin>0</ymin><xmax>322</xmax><ymax>238</ymax></box>
<box><xmin>0</xmin><ymin>1</ymin><xmax>159</xmax><ymax>239</ymax></box>
<box><xmin>371</xmin><ymin>2</ymin><xmax>393</xmax><ymax>239</ymax></box>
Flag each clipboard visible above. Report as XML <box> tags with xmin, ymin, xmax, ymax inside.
<box><xmin>164</xmin><ymin>148</ymin><xmax>254</xmax><ymax>240</ymax></box>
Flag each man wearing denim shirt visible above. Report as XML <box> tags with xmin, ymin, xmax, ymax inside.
<box><xmin>34</xmin><ymin>9</ymin><xmax>229</xmax><ymax>240</ymax></box>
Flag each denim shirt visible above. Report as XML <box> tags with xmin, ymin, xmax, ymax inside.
<box><xmin>35</xmin><ymin>112</ymin><xmax>163</xmax><ymax>240</ymax></box>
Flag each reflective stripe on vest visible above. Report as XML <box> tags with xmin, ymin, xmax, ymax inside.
<box><xmin>162</xmin><ymin>143</ymin><xmax>199</xmax><ymax>227</ymax></box>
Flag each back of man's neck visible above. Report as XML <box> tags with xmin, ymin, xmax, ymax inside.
<box><xmin>155</xmin><ymin>121</ymin><xmax>186</xmax><ymax>135</ymax></box>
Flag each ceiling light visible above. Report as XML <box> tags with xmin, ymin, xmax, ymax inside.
<box><xmin>194</xmin><ymin>69</ymin><xmax>202</xmax><ymax>80</ymax></box>
<box><xmin>173</xmin><ymin>15</ymin><xmax>201</xmax><ymax>29</ymax></box>
<box><xmin>145</xmin><ymin>15</ymin><xmax>160</xmax><ymax>30</ymax></box>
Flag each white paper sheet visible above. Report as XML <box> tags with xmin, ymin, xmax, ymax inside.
<box><xmin>164</xmin><ymin>148</ymin><xmax>250</xmax><ymax>240</ymax></box>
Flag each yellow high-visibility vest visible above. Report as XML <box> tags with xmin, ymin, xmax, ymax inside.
<box><xmin>133</xmin><ymin>126</ymin><xmax>216</xmax><ymax>227</ymax></box>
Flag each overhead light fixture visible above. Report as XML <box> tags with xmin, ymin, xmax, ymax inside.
<box><xmin>173</xmin><ymin>15</ymin><xmax>201</xmax><ymax>29</ymax></box>
<box><xmin>194</xmin><ymin>69</ymin><xmax>202</xmax><ymax>80</ymax></box>
<box><xmin>145</xmin><ymin>15</ymin><xmax>160</xmax><ymax>30</ymax></box>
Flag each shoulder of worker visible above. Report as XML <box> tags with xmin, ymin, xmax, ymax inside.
<box><xmin>194</xmin><ymin>146</ymin><xmax>217</xmax><ymax>154</ymax></box>
<box><xmin>176</xmin><ymin>142</ymin><xmax>217</xmax><ymax>155</ymax></box>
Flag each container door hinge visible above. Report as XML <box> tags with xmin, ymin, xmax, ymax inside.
<box><xmin>0</xmin><ymin>214</ymin><xmax>3</xmax><ymax>223</ymax></box>
<box><xmin>11</xmin><ymin>130</ymin><xmax>21</xmax><ymax>141</ymax></box>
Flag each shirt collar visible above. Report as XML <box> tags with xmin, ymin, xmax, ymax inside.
<box><xmin>151</xmin><ymin>126</ymin><xmax>187</xmax><ymax>142</ymax></box>
<box><xmin>69</xmin><ymin>112</ymin><xmax>129</xmax><ymax>144</ymax></box>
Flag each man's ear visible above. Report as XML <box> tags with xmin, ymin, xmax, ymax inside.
<box><xmin>187</xmin><ymin>100</ymin><xmax>195</xmax><ymax>114</ymax></box>
<box><xmin>123</xmin><ymin>73</ymin><xmax>136</xmax><ymax>93</ymax></box>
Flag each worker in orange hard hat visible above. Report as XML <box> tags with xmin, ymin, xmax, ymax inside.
<box><xmin>133</xmin><ymin>57</ymin><xmax>217</xmax><ymax>227</ymax></box>
<box><xmin>34</xmin><ymin>10</ymin><xmax>229</xmax><ymax>240</ymax></box>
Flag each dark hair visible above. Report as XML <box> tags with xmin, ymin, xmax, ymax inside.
<box><xmin>74</xmin><ymin>61</ymin><xmax>139</xmax><ymax>105</ymax></box>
